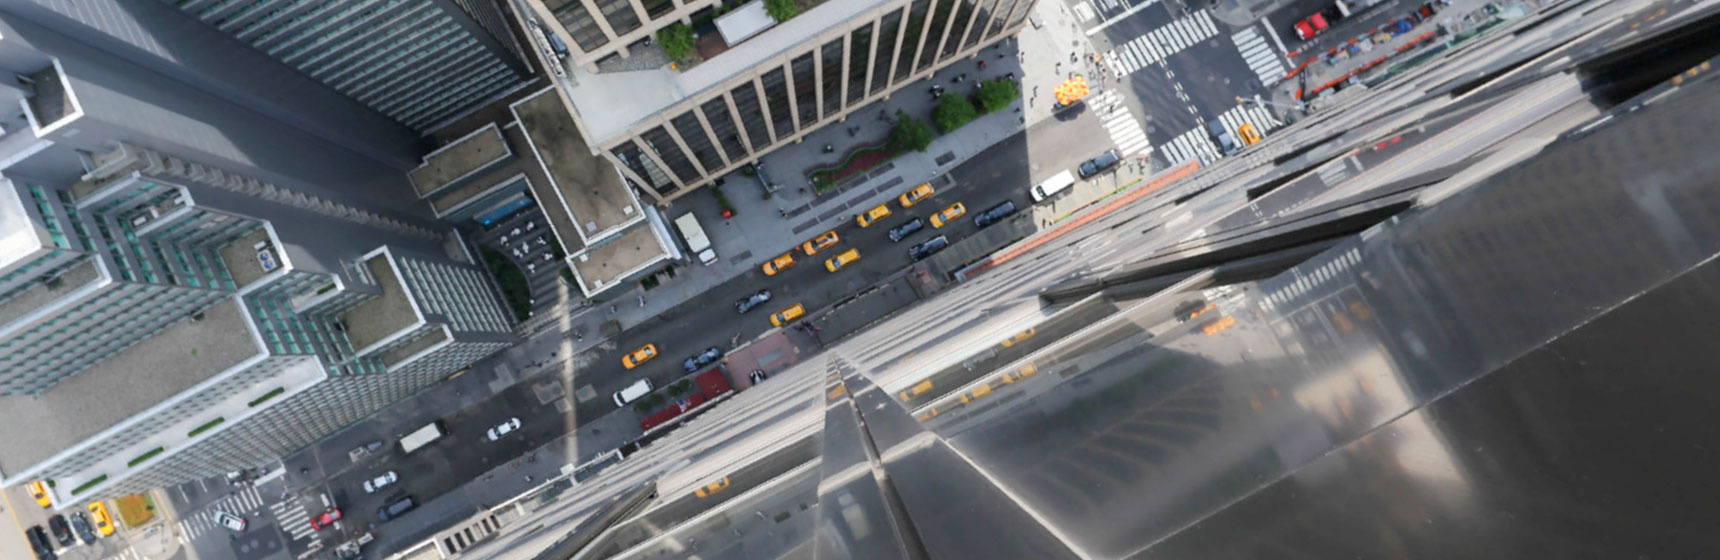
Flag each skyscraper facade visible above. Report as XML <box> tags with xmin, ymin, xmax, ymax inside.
<box><xmin>0</xmin><ymin>6</ymin><xmax>516</xmax><ymax>504</ymax></box>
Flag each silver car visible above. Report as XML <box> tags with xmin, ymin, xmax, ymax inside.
<box><xmin>363</xmin><ymin>471</ymin><xmax>398</xmax><ymax>494</ymax></box>
<box><xmin>486</xmin><ymin>417</ymin><xmax>522</xmax><ymax>441</ymax></box>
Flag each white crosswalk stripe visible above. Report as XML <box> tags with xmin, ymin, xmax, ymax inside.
<box><xmin>1103</xmin><ymin>11</ymin><xmax>1219</xmax><ymax>76</ymax></box>
<box><xmin>1213</xmin><ymin>103</ymin><xmax>1283</xmax><ymax>139</ymax></box>
<box><xmin>1090</xmin><ymin>90</ymin><xmax>1153</xmax><ymax>157</ymax></box>
<box><xmin>1159</xmin><ymin>126</ymin><xmax>1221</xmax><ymax>165</ymax></box>
<box><xmin>174</xmin><ymin>485</ymin><xmax>267</xmax><ymax>542</ymax></box>
<box><xmin>1318</xmin><ymin>162</ymin><xmax>1353</xmax><ymax>186</ymax></box>
<box><xmin>1231</xmin><ymin>25</ymin><xmax>1288</xmax><ymax>85</ymax></box>
<box><xmin>270</xmin><ymin>497</ymin><xmax>316</xmax><ymax>540</ymax></box>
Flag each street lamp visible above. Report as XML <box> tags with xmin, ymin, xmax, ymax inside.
<box><xmin>1237</xmin><ymin>95</ymin><xmax>1306</xmax><ymax>113</ymax></box>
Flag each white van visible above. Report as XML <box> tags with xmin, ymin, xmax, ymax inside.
<box><xmin>1031</xmin><ymin>170</ymin><xmax>1076</xmax><ymax>203</ymax></box>
<box><xmin>612</xmin><ymin>378</ymin><xmax>655</xmax><ymax>407</ymax></box>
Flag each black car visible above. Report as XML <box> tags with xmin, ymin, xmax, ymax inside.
<box><xmin>378</xmin><ymin>495</ymin><xmax>417</xmax><ymax>522</ymax></box>
<box><xmin>1206</xmin><ymin>120</ymin><xmax>1239</xmax><ymax>156</ymax></box>
<box><xmin>1077</xmin><ymin>149</ymin><xmax>1122</xmax><ymax>178</ymax></box>
<box><xmin>908</xmin><ymin>235</ymin><xmax>951</xmax><ymax>261</ymax></box>
<box><xmin>973</xmin><ymin>201</ymin><xmax>1018</xmax><ymax>228</ymax></box>
<box><xmin>27</xmin><ymin>525</ymin><xmax>55</xmax><ymax>560</ymax></box>
<box><xmin>48</xmin><ymin>514</ymin><xmax>74</xmax><ymax>547</ymax></box>
<box><xmin>887</xmin><ymin>218</ymin><xmax>925</xmax><ymax>242</ymax></box>
<box><xmin>70</xmin><ymin>512</ymin><xmax>97</xmax><ymax>544</ymax></box>
<box><xmin>735</xmin><ymin>289</ymin><xmax>772</xmax><ymax>314</ymax></box>
<box><xmin>682</xmin><ymin>347</ymin><xmax>723</xmax><ymax>372</ymax></box>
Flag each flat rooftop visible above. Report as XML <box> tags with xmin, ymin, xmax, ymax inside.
<box><xmin>379</xmin><ymin>327</ymin><xmax>449</xmax><ymax>368</ymax></box>
<box><xmin>0</xmin><ymin>259</ymin><xmax>100</xmax><ymax>330</ymax></box>
<box><xmin>340</xmin><ymin>253</ymin><xmax>423</xmax><ymax>354</ymax></box>
<box><xmin>0</xmin><ymin>297</ymin><xmax>261</xmax><ymax>477</ymax></box>
<box><xmin>216</xmin><ymin>228</ymin><xmax>276</xmax><ymax>290</ymax></box>
<box><xmin>0</xmin><ymin>179</ymin><xmax>49</xmax><ymax>271</ymax></box>
<box><xmin>569</xmin><ymin>224</ymin><xmax>669</xmax><ymax>296</ymax></box>
<box><xmin>428</xmin><ymin>125</ymin><xmax>553</xmax><ymax>221</ymax></box>
<box><xmin>561</xmin><ymin>0</ymin><xmax>884</xmax><ymax>145</ymax></box>
<box><xmin>511</xmin><ymin>88</ymin><xmax>642</xmax><ymax>243</ymax></box>
<box><xmin>409</xmin><ymin>123</ymin><xmax>512</xmax><ymax>198</ymax></box>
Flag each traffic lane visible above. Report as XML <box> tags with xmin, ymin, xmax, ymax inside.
<box><xmin>1166</xmin><ymin>46</ymin><xmax>1267</xmax><ymax>118</ymax></box>
<box><xmin>329</xmin><ymin>380</ymin><xmax>564</xmax><ymax>527</ymax></box>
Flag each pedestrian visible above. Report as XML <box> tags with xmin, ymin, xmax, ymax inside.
<box><xmin>978</xmin><ymin>60</ymin><xmax>987</xmax><ymax>70</ymax></box>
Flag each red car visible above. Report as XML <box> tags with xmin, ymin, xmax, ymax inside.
<box><xmin>1294</xmin><ymin>13</ymin><xmax>1330</xmax><ymax>40</ymax></box>
<box><xmin>310</xmin><ymin>508</ymin><xmax>342</xmax><ymax>530</ymax></box>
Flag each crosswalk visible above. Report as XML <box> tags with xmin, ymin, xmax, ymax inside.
<box><xmin>271</xmin><ymin>495</ymin><xmax>316</xmax><ymax>540</ymax></box>
<box><xmin>1089</xmin><ymin>90</ymin><xmax>1153</xmax><ymax>157</ymax></box>
<box><xmin>1231</xmin><ymin>25</ymin><xmax>1289</xmax><ymax>86</ymax></box>
<box><xmin>101</xmin><ymin>546</ymin><xmax>142</xmax><ymax>560</ymax></box>
<box><xmin>1103</xmin><ymin>11</ymin><xmax>1218</xmax><ymax>76</ymax></box>
<box><xmin>1212</xmin><ymin>103</ymin><xmax>1282</xmax><ymax>140</ymax></box>
<box><xmin>1158</xmin><ymin>104</ymin><xmax>1284</xmax><ymax>166</ymax></box>
<box><xmin>1160</xmin><ymin>126</ymin><xmax>1222</xmax><ymax>165</ymax></box>
<box><xmin>176</xmin><ymin>484</ymin><xmax>264</xmax><ymax>543</ymax></box>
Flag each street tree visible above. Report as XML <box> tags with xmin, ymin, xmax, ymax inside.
<box><xmin>889</xmin><ymin>110</ymin><xmax>935</xmax><ymax>153</ymax></box>
<box><xmin>933</xmin><ymin>94</ymin><xmax>978</xmax><ymax>133</ymax></box>
<box><xmin>977</xmin><ymin>79</ymin><xmax>1021</xmax><ymax>113</ymax></box>
<box><xmin>657</xmin><ymin>23</ymin><xmax>695</xmax><ymax>62</ymax></box>
<box><xmin>766</xmin><ymin>0</ymin><xmax>800</xmax><ymax>21</ymax></box>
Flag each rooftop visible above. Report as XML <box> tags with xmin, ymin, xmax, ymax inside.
<box><xmin>568</xmin><ymin>224</ymin><xmax>670</xmax><ymax>296</ymax></box>
<box><xmin>409</xmin><ymin>123</ymin><xmax>513</xmax><ymax>198</ymax></box>
<box><xmin>511</xmin><ymin>88</ymin><xmax>642</xmax><ymax>243</ymax></box>
<box><xmin>379</xmin><ymin>326</ymin><xmax>449</xmax><ymax>368</ymax></box>
<box><xmin>561</xmin><ymin>0</ymin><xmax>888</xmax><ymax>145</ymax></box>
<box><xmin>427</xmin><ymin>124</ymin><xmax>552</xmax><ymax>220</ymax></box>
<box><xmin>216</xmin><ymin>227</ymin><xmax>277</xmax><ymax>290</ymax></box>
<box><xmin>0</xmin><ymin>259</ymin><xmax>101</xmax><ymax>331</ymax></box>
<box><xmin>340</xmin><ymin>251</ymin><xmax>423</xmax><ymax>355</ymax></box>
<box><xmin>0</xmin><ymin>179</ymin><xmax>49</xmax><ymax>271</ymax></box>
<box><xmin>0</xmin><ymin>297</ymin><xmax>261</xmax><ymax>477</ymax></box>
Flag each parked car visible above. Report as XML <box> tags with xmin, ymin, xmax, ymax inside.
<box><xmin>26</xmin><ymin>525</ymin><xmax>54</xmax><ymax>560</ymax></box>
<box><xmin>682</xmin><ymin>347</ymin><xmax>723</xmax><ymax>372</ymax></box>
<box><xmin>1207</xmin><ymin>120</ymin><xmax>1239</xmax><ymax>156</ymax></box>
<box><xmin>908</xmin><ymin>235</ymin><xmax>951</xmax><ymax>261</ymax></box>
<box><xmin>613</xmin><ymin>378</ymin><xmax>655</xmax><ymax>407</ymax></box>
<box><xmin>824</xmin><ymin>248</ymin><xmax>861</xmax><ymax>272</ymax></box>
<box><xmin>1077</xmin><ymin>149</ymin><xmax>1122</xmax><ymax>178</ymax></box>
<box><xmin>974</xmin><ymin>201</ymin><xmax>1018</xmax><ymax>228</ymax></box>
<box><xmin>856</xmin><ymin>203</ymin><xmax>892</xmax><ymax>227</ymax></box>
<box><xmin>486</xmin><ymin>418</ymin><xmax>522</xmax><ymax>441</ymax></box>
<box><xmin>87</xmin><ymin>501</ymin><xmax>115</xmax><ymax>536</ymax></box>
<box><xmin>377</xmin><ymin>496</ymin><xmax>417</xmax><ymax>522</ymax></box>
<box><xmin>898</xmin><ymin>183</ymin><xmax>934</xmax><ymax>207</ymax></box>
<box><xmin>48</xmin><ymin>514</ymin><xmax>74</xmax><ymax>547</ymax></box>
<box><xmin>27</xmin><ymin>480</ymin><xmax>51</xmax><ymax>508</ymax></box>
<box><xmin>770</xmin><ymin>303</ymin><xmax>806</xmax><ymax>327</ymax></box>
<box><xmin>310</xmin><ymin>508</ymin><xmax>343</xmax><ymax>530</ymax></box>
<box><xmin>735</xmin><ymin>289</ymin><xmax>773</xmax><ymax>314</ymax></box>
<box><xmin>1293</xmin><ymin>12</ymin><xmax>1330</xmax><ymax>39</ymax></box>
<box><xmin>216</xmin><ymin>511</ymin><xmax>247</xmax><ymax>533</ymax></box>
<box><xmin>800</xmin><ymin>231</ymin><xmax>840</xmax><ymax>255</ymax></box>
<box><xmin>761</xmin><ymin>252</ymin><xmax>796</xmax><ymax>275</ymax></box>
<box><xmin>888</xmin><ymin>218</ymin><xmax>925</xmax><ymax>242</ymax></box>
<box><xmin>363</xmin><ymin>471</ymin><xmax>399</xmax><ymax>493</ymax></box>
<box><xmin>622</xmin><ymin>343</ymin><xmax>658</xmax><ymax>369</ymax></box>
<box><xmin>70</xmin><ymin>512</ymin><xmax>96</xmax><ymax>544</ymax></box>
<box><xmin>929</xmin><ymin>203</ymin><xmax>967</xmax><ymax>228</ymax></box>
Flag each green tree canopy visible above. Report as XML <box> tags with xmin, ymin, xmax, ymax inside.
<box><xmin>658</xmin><ymin>23</ymin><xmax>695</xmax><ymax>62</ymax></box>
<box><xmin>888</xmin><ymin>110</ymin><xmax>935</xmax><ymax>153</ymax></box>
<box><xmin>977</xmin><ymin>78</ymin><xmax>1021</xmax><ymax>113</ymax></box>
<box><xmin>933</xmin><ymin>94</ymin><xmax>978</xmax><ymax>133</ymax></box>
<box><xmin>766</xmin><ymin>0</ymin><xmax>800</xmax><ymax>22</ymax></box>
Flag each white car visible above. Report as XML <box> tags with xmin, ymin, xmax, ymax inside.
<box><xmin>216</xmin><ymin>511</ymin><xmax>247</xmax><ymax>532</ymax></box>
<box><xmin>486</xmin><ymin>418</ymin><xmax>521</xmax><ymax>441</ymax></box>
<box><xmin>363</xmin><ymin>471</ymin><xmax>398</xmax><ymax>494</ymax></box>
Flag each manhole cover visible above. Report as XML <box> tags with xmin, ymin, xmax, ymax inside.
<box><xmin>934</xmin><ymin>152</ymin><xmax>956</xmax><ymax>165</ymax></box>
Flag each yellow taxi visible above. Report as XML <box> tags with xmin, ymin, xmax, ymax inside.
<box><xmin>88</xmin><ymin>500</ymin><xmax>116</xmax><ymax>536</ymax></box>
<box><xmin>694</xmin><ymin>477</ymin><xmax>730</xmax><ymax>498</ymax></box>
<box><xmin>824</xmin><ymin>248</ymin><xmax>860</xmax><ymax>272</ymax></box>
<box><xmin>856</xmin><ymin>204</ymin><xmax>892</xmax><ymax>227</ymax></box>
<box><xmin>770</xmin><ymin>303</ymin><xmax>806</xmax><ymax>327</ymax></box>
<box><xmin>27</xmin><ymin>480</ymin><xmax>50</xmax><ymax>508</ymax></box>
<box><xmin>800</xmin><ymin>231</ymin><xmax>840</xmax><ymax>255</ymax></box>
<box><xmin>999</xmin><ymin>327</ymin><xmax>1036</xmax><ymax>347</ymax></box>
<box><xmin>929</xmin><ymin>202</ymin><xmax>967</xmax><ymax>228</ymax></box>
<box><xmin>898</xmin><ymin>183</ymin><xmax>934</xmax><ymax>207</ymax></box>
<box><xmin>622</xmin><ymin>343</ymin><xmax>658</xmax><ymax>369</ymax></box>
<box><xmin>761</xmin><ymin>252</ymin><xmax>796</xmax><ymax>275</ymax></box>
<box><xmin>1238</xmin><ymin>123</ymin><xmax>1262</xmax><ymax>146</ymax></box>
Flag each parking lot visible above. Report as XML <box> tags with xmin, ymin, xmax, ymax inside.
<box><xmin>467</xmin><ymin>203</ymin><xmax>573</xmax><ymax>320</ymax></box>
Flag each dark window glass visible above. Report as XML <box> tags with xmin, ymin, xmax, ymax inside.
<box><xmin>701</xmin><ymin>97</ymin><xmax>749</xmax><ymax>162</ymax></box>
<box><xmin>640</xmin><ymin>126</ymin><xmax>701</xmax><ymax>183</ymax></box>
<box><xmin>550</xmin><ymin>1</ymin><xmax>610</xmax><ymax>51</ymax></box>
<box><xmin>896</xmin><ymin>0</ymin><xmax>932</xmax><ymax>82</ymax></box>
<box><xmin>791</xmin><ymin>53</ymin><xmax>818</xmax><ymax>129</ymax></box>
<box><xmin>640</xmin><ymin>0</ymin><xmax>674</xmax><ymax>19</ymax></box>
<box><xmin>612</xmin><ymin>141</ymin><xmax>675</xmax><ymax>193</ymax></box>
<box><xmin>596</xmin><ymin>0</ymin><xmax>641</xmax><ymax>35</ymax></box>
<box><xmin>731</xmin><ymin>82</ymin><xmax>773</xmax><ymax>151</ymax></box>
<box><xmin>672</xmin><ymin>111</ymin><xmax>724</xmax><ymax>172</ymax></box>
<box><xmin>848</xmin><ymin>26</ymin><xmax>873</xmax><ymax>105</ymax></box>
<box><xmin>820</xmin><ymin>40</ymin><xmax>844</xmax><ymax>118</ymax></box>
<box><xmin>946</xmin><ymin>0</ymin><xmax>978</xmax><ymax>56</ymax></box>
<box><xmin>919</xmin><ymin>0</ymin><xmax>958</xmax><ymax>72</ymax></box>
<box><xmin>872</xmin><ymin>10</ymin><xmax>902</xmax><ymax>94</ymax></box>
<box><xmin>762</xmin><ymin>67</ymin><xmax>795</xmax><ymax>140</ymax></box>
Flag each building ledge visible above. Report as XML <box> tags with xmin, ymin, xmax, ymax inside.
<box><xmin>340</xmin><ymin>250</ymin><xmax>424</xmax><ymax>355</ymax></box>
<box><xmin>410</xmin><ymin>123</ymin><xmax>513</xmax><ymax>199</ymax></box>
